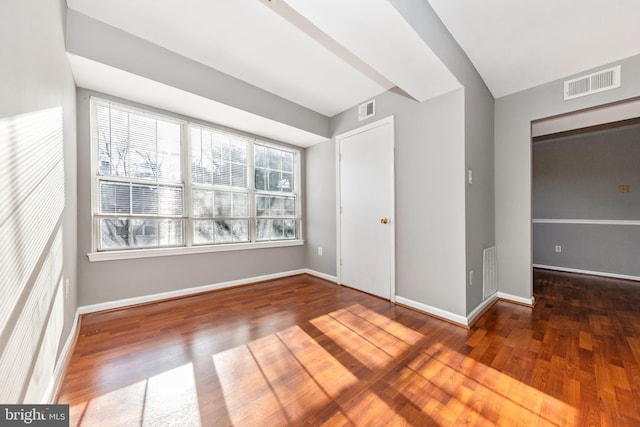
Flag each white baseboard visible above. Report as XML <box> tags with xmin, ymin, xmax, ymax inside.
<box><xmin>78</xmin><ymin>269</ymin><xmax>307</xmax><ymax>315</ymax></box>
<box><xmin>394</xmin><ymin>296</ymin><xmax>468</xmax><ymax>327</ymax></box>
<box><xmin>45</xmin><ymin>269</ymin><xmax>329</xmax><ymax>403</ymax></box>
<box><xmin>533</xmin><ymin>264</ymin><xmax>640</xmax><ymax>283</ymax></box>
<box><xmin>303</xmin><ymin>269</ymin><xmax>337</xmax><ymax>283</ymax></box>
<box><xmin>43</xmin><ymin>308</ymin><xmax>81</xmax><ymax>404</ymax></box>
<box><xmin>395</xmin><ymin>293</ymin><xmax>521</xmax><ymax>329</ymax></box>
<box><xmin>43</xmin><ymin>268</ymin><xmax>538</xmax><ymax>404</ymax></box>
<box><xmin>496</xmin><ymin>291</ymin><xmax>535</xmax><ymax>306</ymax></box>
<box><xmin>466</xmin><ymin>294</ymin><xmax>499</xmax><ymax>326</ymax></box>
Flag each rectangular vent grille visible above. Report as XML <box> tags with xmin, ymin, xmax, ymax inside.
<box><xmin>483</xmin><ymin>246</ymin><xmax>498</xmax><ymax>300</ymax></box>
<box><xmin>564</xmin><ymin>65</ymin><xmax>620</xmax><ymax>100</ymax></box>
<box><xmin>358</xmin><ymin>100</ymin><xmax>375</xmax><ymax>121</ymax></box>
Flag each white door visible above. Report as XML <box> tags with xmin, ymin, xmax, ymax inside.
<box><xmin>337</xmin><ymin>116</ymin><xmax>395</xmax><ymax>300</ymax></box>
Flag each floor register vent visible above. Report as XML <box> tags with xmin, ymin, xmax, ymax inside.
<box><xmin>483</xmin><ymin>246</ymin><xmax>498</xmax><ymax>300</ymax></box>
<box><xmin>564</xmin><ymin>65</ymin><xmax>620</xmax><ymax>100</ymax></box>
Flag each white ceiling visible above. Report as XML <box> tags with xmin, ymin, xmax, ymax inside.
<box><xmin>71</xmin><ymin>0</ymin><xmax>392</xmax><ymax>118</ymax></box>
<box><xmin>65</xmin><ymin>0</ymin><xmax>458</xmax><ymax>119</ymax></box>
<box><xmin>427</xmin><ymin>0</ymin><xmax>640</xmax><ymax>98</ymax></box>
<box><xmin>65</xmin><ymin>0</ymin><xmax>640</xmax><ymax>145</ymax></box>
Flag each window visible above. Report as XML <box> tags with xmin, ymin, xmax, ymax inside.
<box><xmin>190</xmin><ymin>126</ymin><xmax>250</xmax><ymax>245</ymax></box>
<box><xmin>255</xmin><ymin>144</ymin><xmax>297</xmax><ymax>241</ymax></box>
<box><xmin>91</xmin><ymin>98</ymin><xmax>301</xmax><ymax>256</ymax></box>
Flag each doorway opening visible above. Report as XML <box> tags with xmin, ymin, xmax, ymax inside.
<box><xmin>531</xmin><ymin>97</ymin><xmax>640</xmax><ymax>283</ymax></box>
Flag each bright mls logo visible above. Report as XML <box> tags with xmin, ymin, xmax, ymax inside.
<box><xmin>0</xmin><ymin>405</ymin><xmax>68</xmax><ymax>426</ymax></box>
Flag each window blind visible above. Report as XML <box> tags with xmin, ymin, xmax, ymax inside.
<box><xmin>95</xmin><ymin>102</ymin><xmax>184</xmax><ymax>250</ymax></box>
<box><xmin>91</xmin><ymin>98</ymin><xmax>301</xmax><ymax>253</ymax></box>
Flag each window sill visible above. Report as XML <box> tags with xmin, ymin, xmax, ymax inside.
<box><xmin>87</xmin><ymin>239</ymin><xmax>304</xmax><ymax>262</ymax></box>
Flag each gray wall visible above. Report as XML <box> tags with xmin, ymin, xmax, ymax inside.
<box><xmin>76</xmin><ymin>89</ymin><xmax>307</xmax><ymax>306</ymax></box>
<box><xmin>327</xmin><ymin>88</ymin><xmax>468</xmax><ymax>317</ymax></box>
<box><xmin>0</xmin><ymin>0</ymin><xmax>77</xmax><ymax>402</ymax></box>
<box><xmin>495</xmin><ymin>53</ymin><xmax>640</xmax><ymax>300</ymax></box>
<box><xmin>305</xmin><ymin>140</ymin><xmax>337</xmax><ymax>276</ymax></box>
<box><xmin>462</xmin><ymin>68</ymin><xmax>495</xmax><ymax>313</ymax></box>
<box><xmin>533</xmin><ymin>224</ymin><xmax>640</xmax><ymax>277</ymax></box>
<box><xmin>305</xmin><ymin>0</ymin><xmax>496</xmax><ymax>318</ymax></box>
<box><xmin>532</xmin><ymin>124</ymin><xmax>640</xmax><ymax>277</ymax></box>
<box><xmin>66</xmin><ymin>10</ymin><xmax>330</xmax><ymax>139</ymax></box>
<box><xmin>386</xmin><ymin>0</ymin><xmax>496</xmax><ymax>314</ymax></box>
<box><xmin>533</xmin><ymin>125</ymin><xmax>640</xmax><ymax>219</ymax></box>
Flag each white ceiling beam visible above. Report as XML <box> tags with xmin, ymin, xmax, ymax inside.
<box><xmin>277</xmin><ymin>0</ymin><xmax>461</xmax><ymax>102</ymax></box>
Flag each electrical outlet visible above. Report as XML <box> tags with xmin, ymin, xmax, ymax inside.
<box><xmin>555</xmin><ymin>245</ymin><xmax>562</xmax><ymax>253</ymax></box>
<box><xmin>469</xmin><ymin>270</ymin><xmax>474</xmax><ymax>286</ymax></box>
<box><xmin>318</xmin><ymin>247</ymin><xmax>323</xmax><ymax>257</ymax></box>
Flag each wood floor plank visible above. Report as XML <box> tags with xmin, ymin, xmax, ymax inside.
<box><xmin>58</xmin><ymin>271</ymin><xmax>640</xmax><ymax>426</ymax></box>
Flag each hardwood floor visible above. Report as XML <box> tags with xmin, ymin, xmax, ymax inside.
<box><xmin>57</xmin><ymin>271</ymin><xmax>640</xmax><ymax>426</ymax></box>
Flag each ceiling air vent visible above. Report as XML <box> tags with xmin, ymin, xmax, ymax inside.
<box><xmin>564</xmin><ymin>65</ymin><xmax>621</xmax><ymax>101</ymax></box>
<box><xmin>358</xmin><ymin>99</ymin><xmax>375</xmax><ymax>121</ymax></box>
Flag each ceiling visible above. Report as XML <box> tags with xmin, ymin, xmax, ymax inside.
<box><xmin>65</xmin><ymin>0</ymin><xmax>459</xmax><ymax>145</ymax></box>
<box><xmin>427</xmin><ymin>0</ymin><xmax>640</xmax><ymax>98</ymax></box>
<box><xmin>65</xmin><ymin>0</ymin><xmax>640</xmax><ymax>145</ymax></box>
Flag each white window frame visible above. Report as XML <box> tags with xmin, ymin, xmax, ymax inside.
<box><xmin>88</xmin><ymin>97</ymin><xmax>303</xmax><ymax>262</ymax></box>
<box><xmin>253</xmin><ymin>140</ymin><xmax>301</xmax><ymax>242</ymax></box>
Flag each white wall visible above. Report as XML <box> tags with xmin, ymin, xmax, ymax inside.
<box><xmin>495</xmin><ymin>54</ymin><xmax>640</xmax><ymax>300</ymax></box>
<box><xmin>0</xmin><ymin>0</ymin><xmax>77</xmax><ymax>403</ymax></box>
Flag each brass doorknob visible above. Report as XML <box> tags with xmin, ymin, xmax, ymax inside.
<box><xmin>380</xmin><ymin>218</ymin><xmax>389</xmax><ymax>224</ymax></box>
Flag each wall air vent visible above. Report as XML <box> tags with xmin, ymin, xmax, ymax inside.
<box><xmin>358</xmin><ymin>99</ymin><xmax>375</xmax><ymax>121</ymax></box>
<box><xmin>564</xmin><ymin>65</ymin><xmax>621</xmax><ymax>101</ymax></box>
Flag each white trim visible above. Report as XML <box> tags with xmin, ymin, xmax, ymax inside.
<box><xmin>533</xmin><ymin>264</ymin><xmax>640</xmax><ymax>282</ymax></box>
<box><xmin>532</xmin><ymin>218</ymin><xmax>640</xmax><ymax>226</ymax></box>
<box><xmin>43</xmin><ymin>308</ymin><xmax>81</xmax><ymax>404</ymax></box>
<box><xmin>88</xmin><ymin>239</ymin><xmax>304</xmax><ymax>262</ymax></box>
<box><xmin>388</xmin><ymin>117</ymin><xmax>396</xmax><ymax>303</ymax></box>
<box><xmin>395</xmin><ymin>296</ymin><xmax>468</xmax><ymax>327</ymax></box>
<box><xmin>90</xmin><ymin>97</ymin><xmax>304</xmax><ymax>256</ymax></box>
<box><xmin>42</xmin><ymin>268</ymin><xmax>331</xmax><ymax>402</ymax></box>
<box><xmin>304</xmin><ymin>269</ymin><xmax>337</xmax><ymax>283</ymax></box>
<box><xmin>496</xmin><ymin>291</ymin><xmax>535</xmax><ymax>306</ymax></box>
<box><xmin>77</xmin><ymin>269</ymin><xmax>307</xmax><ymax>314</ymax></box>
<box><xmin>335</xmin><ymin>135</ymin><xmax>341</xmax><ymax>285</ymax></box>
<box><xmin>335</xmin><ymin>115</ymin><xmax>396</xmax><ymax>301</ymax></box>
<box><xmin>466</xmin><ymin>294</ymin><xmax>499</xmax><ymax>326</ymax></box>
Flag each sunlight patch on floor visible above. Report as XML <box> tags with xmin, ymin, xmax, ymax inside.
<box><xmin>211</xmin><ymin>304</ymin><xmax>425</xmax><ymax>425</ymax></box>
<box><xmin>345</xmin><ymin>303</ymin><xmax>424</xmax><ymax>345</ymax></box>
<box><xmin>69</xmin><ymin>302</ymin><xmax>582</xmax><ymax>425</ymax></box>
<box><xmin>213</xmin><ymin>325</ymin><xmax>353</xmax><ymax>425</ymax></box>
<box><xmin>406</xmin><ymin>343</ymin><xmax>579</xmax><ymax>426</ymax></box>
<box><xmin>78</xmin><ymin>364</ymin><xmax>200</xmax><ymax>427</ymax></box>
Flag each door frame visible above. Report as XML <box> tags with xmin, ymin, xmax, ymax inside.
<box><xmin>335</xmin><ymin>115</ymin><xmax>396</xmax><ymax>302</ymax></box>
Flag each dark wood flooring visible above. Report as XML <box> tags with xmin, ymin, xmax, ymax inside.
<box><xmin>58</xmin><ymin>270</ymin><xmax>640</xmax><ymax>426</ymax></box>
